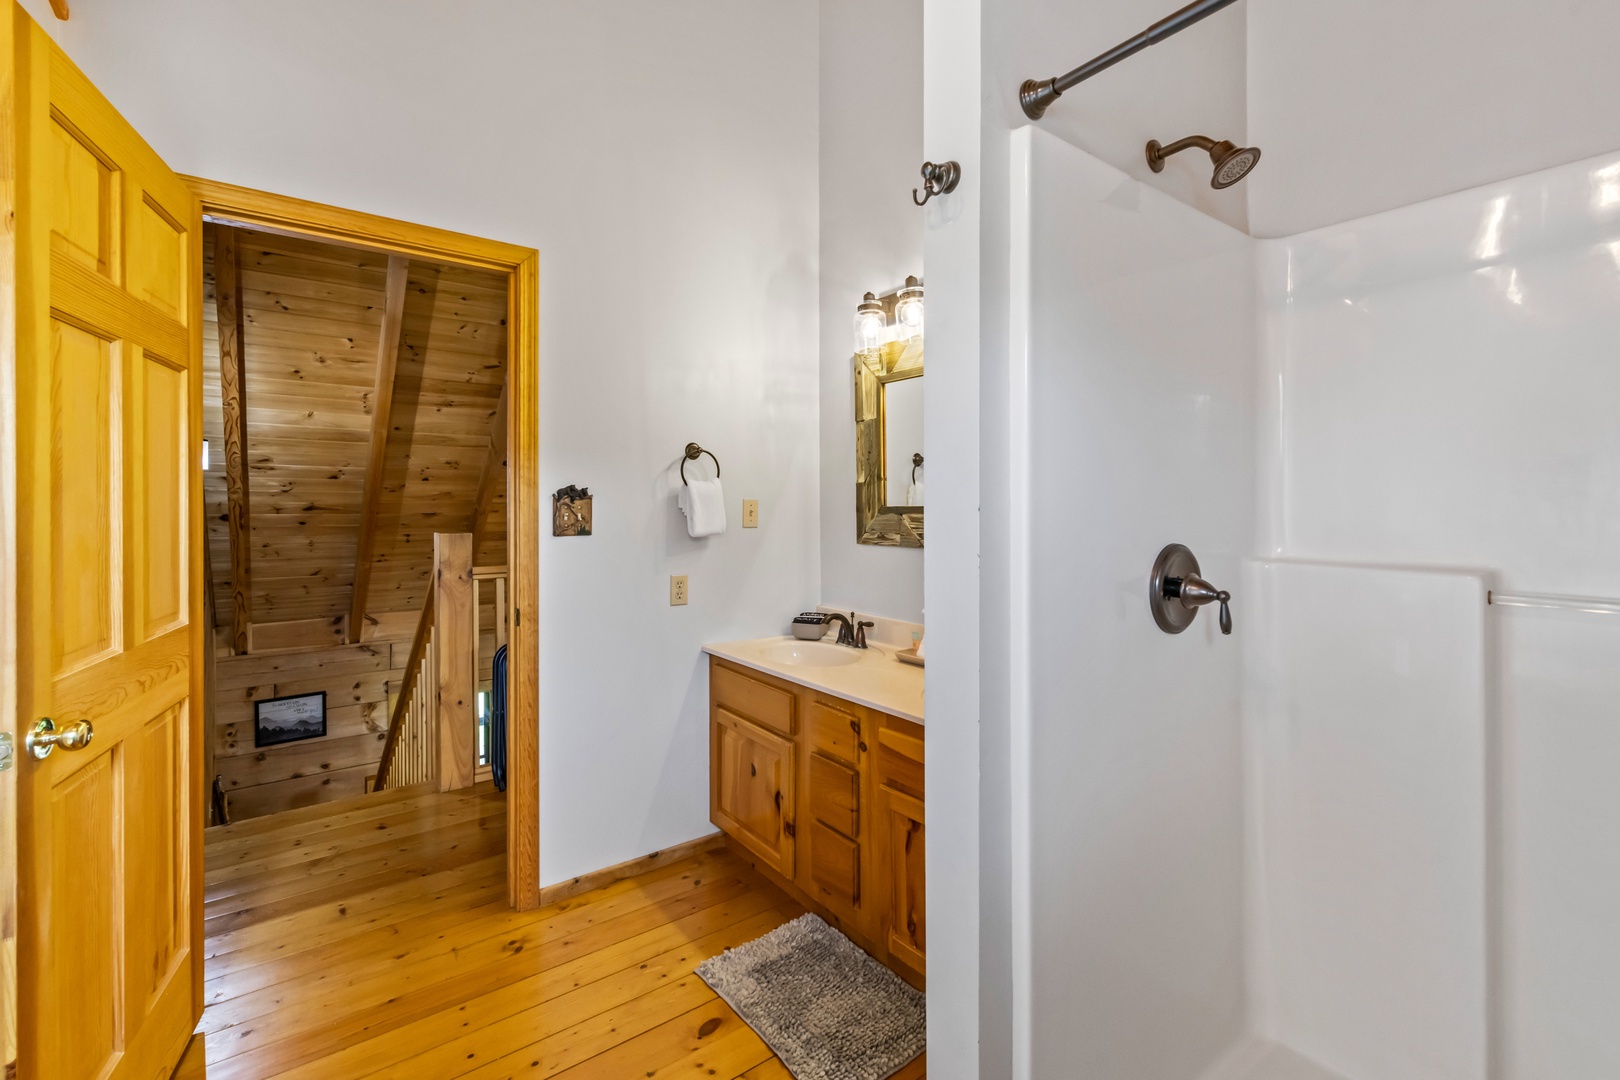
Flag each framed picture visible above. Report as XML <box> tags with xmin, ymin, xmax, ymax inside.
<box><xmin>254</xmin><ymin>691</ymin><xmax>327</xmax><ymax>748</ymax></box>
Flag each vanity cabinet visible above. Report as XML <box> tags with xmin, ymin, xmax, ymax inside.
<box><xmin>709</xmin><ymin>656</ymin><xmax>925</xmax><ymax>985</ymax></box>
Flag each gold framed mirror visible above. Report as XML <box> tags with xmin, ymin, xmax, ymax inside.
<box><xmin>855</xmin><ymin>337</ymin><xmax>924</xmax><ymax>546</ymax></box>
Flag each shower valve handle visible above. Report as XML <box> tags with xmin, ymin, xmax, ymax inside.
<box><xmin>1149</xmin><ymin>543</ymin><xmax>1232</xmax><ymax>637</ymax></box>
<box><xmin>1167</xmin><ymin>574</ymin><xmax>1232</xmax><ymax>635</ymax></box>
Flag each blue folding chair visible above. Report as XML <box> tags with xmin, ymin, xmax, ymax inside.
<box><xmin>491</xmin><ymin>643</ymin><xmax>508</xmax><ymax>793</ymax></box>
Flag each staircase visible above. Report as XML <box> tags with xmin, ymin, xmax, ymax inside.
<box><xmin>372</xmin><ymin>530</ymin><xmax>509</xmax><ymax>793</ymax></box>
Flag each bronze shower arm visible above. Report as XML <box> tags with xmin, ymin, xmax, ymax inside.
<box><xmin>1148</xmin><ymin>135</ymin><xmax>1218</xmax><ymax>162</ymax></box>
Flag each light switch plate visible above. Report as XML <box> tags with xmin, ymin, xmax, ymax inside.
<box><xmin>742</xmin><ymin>499</ymin><xmax>759</xmax><ymax>528</ymax></box>
<box><xmin>670</xmin><ymin>575</ymin><xmax>689</xmax><ymax>606</ymax></box>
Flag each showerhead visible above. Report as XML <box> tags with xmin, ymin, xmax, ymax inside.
<box><xmin>1146</xmin><ymin>135</ymin><xmax>1261</xmax><ymax>189</ymax></box>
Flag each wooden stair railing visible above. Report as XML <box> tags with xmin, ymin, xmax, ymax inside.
<box><xmin>374</xmin><ymin>590</ymin><xmax>436</xmax><ymax>790</ymax></box>
<box><xmin>373</xmin><ymin>532</ymin><xmax>480</xmax><ymax>792</ymax></box>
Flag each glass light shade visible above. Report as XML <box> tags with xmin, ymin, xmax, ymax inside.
<box><xmin>894</xmin><ymin>276</ymin><xmax>924</xmax><ymax>342</ymax></box>
<box><xmin>854</xmin><ymin>293</ymin><xmax>887</xmax><ymax>354</ymax></box>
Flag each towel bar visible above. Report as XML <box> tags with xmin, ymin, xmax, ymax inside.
<box><xmin>1487</xmin><ymin>590</ymin><xmax>1620</xmax><ymax>616</ymax></box>
<box><xmin>681</xmin><ymin>442</ymin><xmax>720</xmax><ymax>486</ymax></box>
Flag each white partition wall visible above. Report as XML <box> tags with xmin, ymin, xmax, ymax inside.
<box><xmin>1013</xmin><ymin>127</ymin><xmax>1257</xmax><ymax>1079</ymax></box>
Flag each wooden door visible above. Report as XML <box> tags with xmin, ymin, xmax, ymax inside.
<box><xmin>881</xmin><ymin>784</ymin><xmax>926</xmax><ymax>975</ymax></box>
<box><xmin>711</xmin><ymin>707</ymin><xmax>795</xmax><ymax>877</ymax></box>
<box><xmin>12</xmin><ymin>13</ymin><xmax>203</xmax><ymax>1079</ymax></box>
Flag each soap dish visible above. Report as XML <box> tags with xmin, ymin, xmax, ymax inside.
<box><xmin>896</xmin><ymin>646</ymin><xmax>924</xmax><ymax>667</ymax></box>
<box><xmin>791</xmin><ymin>612</ymin><xmax>831</xmax><ymax>640</ymax></box>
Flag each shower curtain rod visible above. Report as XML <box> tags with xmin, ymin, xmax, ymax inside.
<box><xmin>1488</xmin><ymin>590</ymin><xmax>1620</xmax><ymax>616</ymax></box>
<box><xmin>1019</xmin><ymin>0</ymin><xmax>1243</xmax><ymax>120</ymax></box>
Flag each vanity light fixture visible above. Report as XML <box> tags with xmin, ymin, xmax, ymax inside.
<box><xmin>894</xmin><ymin>277</ymin><xmax>924</xmax><ymax>343</ymax></box>
<box><xmin>854</xmin><ymin>293</ymin><xmax>887</xmax><ymax>355</ymax></box>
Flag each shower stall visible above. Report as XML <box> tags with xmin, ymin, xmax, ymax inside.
<box><xmin>1010</xmin><ymin>125</ymin><xmax>1620</xmax><ymax>1079</ymax></box>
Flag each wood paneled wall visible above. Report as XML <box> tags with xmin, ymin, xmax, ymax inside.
<box><xmin>212</xmin><ymin>637</ymin><xmax>411</xmax><ymax>821</ymax></box>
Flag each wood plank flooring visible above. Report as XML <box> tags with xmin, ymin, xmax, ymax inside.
<box><xmin>199</xmin><ymin>784</ymin><xmax>926</xmax><ymax>1079</ymax></box>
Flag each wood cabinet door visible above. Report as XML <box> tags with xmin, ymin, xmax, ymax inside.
<box><xmin>881</xmin><ymin>784</ymin><xmax>927</xmax><ymax>975</ymax></box>
<box><xmin>712</xmin><ymin>707</ymin><xmax>796</xmax><ymax>877</ymax></box>
<box><xmin>11</xmin><ymin>14</ymin><xmax>204</xmax><ymax>1079</ymax></box>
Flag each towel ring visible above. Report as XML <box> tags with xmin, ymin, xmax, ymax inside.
<box><xmin>911</xmin><ymin>453</ymin><xmax>923</xmax><ymax>483</ymax></box>
<box><xmin>681</xmin><ymin>442</ymin><xmax>721</xmax><ymax>486</ymax></box>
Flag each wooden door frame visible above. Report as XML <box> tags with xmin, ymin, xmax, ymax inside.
<box><xmin>184</xmin><ymin>178</ymin><xmax>542</xmax><ymax>910</ymax></box>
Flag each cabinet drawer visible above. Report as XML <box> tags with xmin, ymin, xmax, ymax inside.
<box><xmin>808</xmin><ymin>700</ymin><xmax>865</xmax><ymax>764</ymax></box>
<box><xmin>808</xmin><ymin>753</ymin><xmax>859</xmax><ymax>838</ymax></box>
<box><xmin>809</xmin><ymin>820</ymin><xmax>860</xmax><ymax>908</ymax></box>
<box><xmin>875</xmin><ymin>724</ymin><xmax>924</xmax><ymax>798</ymax></box>
<box><xmin>712</xmin><ymin>663</ymin><xmax>795</xmax><ymax>736</ymax></box>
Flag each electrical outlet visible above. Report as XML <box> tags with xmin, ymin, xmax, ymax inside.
<box><xmin>742</xmin><ymin>499</ymin><xmax>759</xmax><ymax>528</ymax></box>
<box><xmin>670</xmin><ymin>575</ymin><xmax>689</xmax><ymax>606</ymax></box>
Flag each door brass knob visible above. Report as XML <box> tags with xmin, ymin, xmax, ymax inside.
<box><xmin>27</xmin><ymin>717</ymin><xmax>93</xmax><ymax>760</ymax></box>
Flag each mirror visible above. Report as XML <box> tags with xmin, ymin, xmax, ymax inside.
<box><xmin>884</xmin><ymin>378</ymin><xmax>923</xmax><ymax>508</ymax></box>
<box><xmin>855</xmin><ymin>337</ymin><xmax>924</xmax><ymax>546</ymax></box>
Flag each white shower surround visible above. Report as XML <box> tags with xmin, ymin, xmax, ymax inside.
<box><xmin>1012</xmin><ymin>126</ymin><xmax>1620</xmax><ymax>1079</ymax></box>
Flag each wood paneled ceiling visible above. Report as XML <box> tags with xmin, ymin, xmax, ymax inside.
<box><xmin>202</xmin><ymin>225</ymin><xmax>508</xmax><ymax>646</ymax></box>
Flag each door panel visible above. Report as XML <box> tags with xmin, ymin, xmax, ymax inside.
<box><xmin>882</xmin><ymin>784</ymin><xmax>926</xmax><ymax>974</ymax></box>
<box><xmin>128</xmin><ymin>195</ymin><xmax>187</xmax><ymax>322</ymax></box>
<box><xmin>45</xmin><ymin>754</ymin><xmax>118</xmax><ymax>1077</ymax></box>
<box><xmin>48</xmin><ymin>112</ymin><xmax>117</xmax><ymax>277</ymax></box>
<box><xmin>50</xmin><ymin>318</ymin><xmax>118</xmax><ymax>674</ymax></box>
<box><xmin>134</xmin><ymin>352</ymin><xmax>188</xmax><ymax>639</ymax></box>
<box><xmin>124</xmin><ymin>703</ymin><xmax>188</xmax><ymax>1017</ymax></box>
<box><xmin>711</xmin><ymin>707</ymin><xmax>795</xmax><ymax>877</ymax></box>
<box><xmin>16</xmin><ymin>14</ymin><xmax>202</xmax><ymax>1079</ymax></box>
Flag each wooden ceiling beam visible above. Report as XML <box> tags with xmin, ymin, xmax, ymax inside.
<box><xmin>347</xmin><ymin>255</ymin><xmax>411</xmax><ymax>643</ymax></box>
<box><xmin>214</xmin><ymin>225</ymin><xmax>252</xmax><ymax>654</ymax></box>
<box><xmin>469</xmin><ymin>375</ymin><xmax>509</xmax><ymax>560</ymax></box>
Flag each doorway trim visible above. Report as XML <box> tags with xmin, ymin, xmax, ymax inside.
<box><xmin>185</xmin><ymin>178</ymin><xmax>543</xmax><ymax>910</ymax></box>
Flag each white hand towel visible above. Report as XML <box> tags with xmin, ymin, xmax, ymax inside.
<box><xmin>677</xmin><ymin>478</ymin><xmax>727</xmax><ymax>538</ymax></box>
<box><xmin>906</xmin><ymin>480</ymin><xmax>924</xmax><ymax>506</ymax></box>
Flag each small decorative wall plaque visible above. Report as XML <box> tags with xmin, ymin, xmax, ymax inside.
<box><xmin>254</xmin><ymin>691</ymin><xmax>327</xmax><ymax>748</ymax></box>
<box><xmin>553</xmin><ymin>485</ymin><xmax>593</xmax><ymax>536</ymax></box>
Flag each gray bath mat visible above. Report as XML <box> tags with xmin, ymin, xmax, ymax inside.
<box><xmin>695</xmin><ymin>913</ymin><xmax>925</xmax><ymax>1080</ymax></box>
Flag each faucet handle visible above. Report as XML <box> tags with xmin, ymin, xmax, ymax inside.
<box><xmin>1176</xmin><ymin>573</ymin><xmax>1233</xmax><ymax>636</ymax></box>
<box><xmin>855</xmin><ymin>620</ymin><xmax>875</xmax><ymax>648</ymax></box>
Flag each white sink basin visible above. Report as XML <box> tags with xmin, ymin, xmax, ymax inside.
<box><xmin>759</xmin><ymin>640</ymin><xmax>864</xmax><ymax>668</ymax></box>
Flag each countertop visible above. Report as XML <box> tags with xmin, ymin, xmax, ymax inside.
<box><xmin>702</xmin><ymin>636</ymin><xmax>924</xmax><ymax>725</ymax></box>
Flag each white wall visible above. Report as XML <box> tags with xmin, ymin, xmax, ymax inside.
<box><xmin>922</xmin><ymin>0</ymin><xmax>987</xmax><ymax>1074</ymax></box>
<box><xmin>24</xmin><ymin>0</ymin><xmax>823</xmax><ymax>886</ymax></box>
<box><xmin>818</xmin><ymin>0</ymin><xmax>925</xmax><ymax>623</ymax></box>
<box><xmin>1259</xmin><ymin>152</ymin><xmax>1620</xmax><ymax>1079</ymax></box>
<box><xmin>1247</xmin><ymin>0</ymin><xmax>1620</xmax><ymax>237</ymax></box>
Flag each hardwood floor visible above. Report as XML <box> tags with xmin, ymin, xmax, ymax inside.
<box><xmin>199</xmin><ymin>784</ymin><xmax>926</xmax><ymax>1078</ymax></box>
